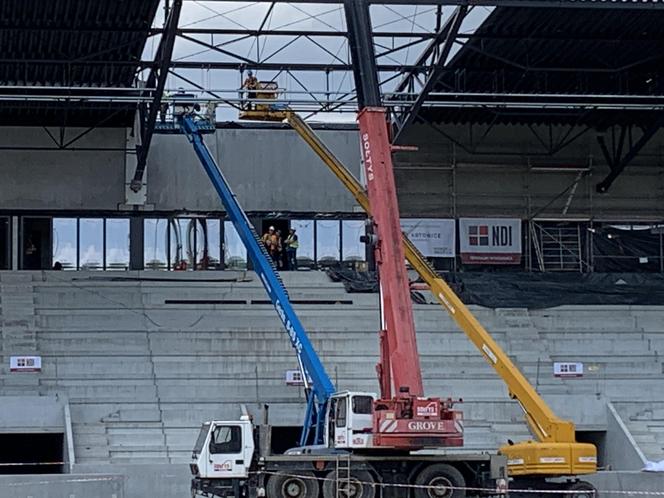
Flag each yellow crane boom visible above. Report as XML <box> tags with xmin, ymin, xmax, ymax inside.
<box><xmin>286</xmin><ymin>110</ymin><xmax>597</xmax><ymax>478</ymax></box>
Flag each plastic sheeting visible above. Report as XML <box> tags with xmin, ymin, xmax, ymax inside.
<box><xmin>592</xmin><ymin>225</ymin><xmax>662</xmax><ymax>272</ymax></box>
<box><xmin>327</xmin><ymin>269</ymin><xmax>664</xmax><ymax>308</ymax></box>
<box><xmin>446</xmin><ymin>272</ymin><xmax>664</xmax><ymax>308</ymax></box>
<box><xmin>643</xmin><ymin>459</ymin><xmax>664</xmax><ymax>472</ymax></box>
<box><xmin>327</xmin><ymin>269</ymin><xmax>378</xmax><ymax>293</ymax></box>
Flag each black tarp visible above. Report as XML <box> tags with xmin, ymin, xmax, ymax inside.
<box><xmin>592</xmin><ymin>226</ymin><xmax>662</xmax><ymax>272</ymax></box>
<box><xmin>445</xmin><ymin>272</ymin><xmax>664</xmax><ymax>308</ymax></box>
<box><xmin>327</xmin><ymin>268</ymin><xmax>378</xmax><ymax>292</ymax></box>
<box><xmin>327</xmin><ymin>268</ymin><xmax>664</xmax><ymax>308</ymax></box>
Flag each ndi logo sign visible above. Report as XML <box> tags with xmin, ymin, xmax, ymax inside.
<box><xmin>459</xmin><ymin>218</ymin><xmax>522</xmax><ymax>264</ymax></box>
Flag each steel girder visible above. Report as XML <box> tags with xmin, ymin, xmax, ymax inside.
<box><xmin>131</xmin><ymin>0</ymin><xmax>183</xmax><ymax>191</ymax></box>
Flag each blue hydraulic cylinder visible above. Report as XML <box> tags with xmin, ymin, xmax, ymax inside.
<box><xmin>179</xmin><ymin>115</ymin><xmax>336</xmax><ymax>444</ymax></box>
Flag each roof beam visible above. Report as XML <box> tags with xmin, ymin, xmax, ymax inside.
<box><xmin>343</xmin><ymin>0</ymin><xmax>381</xmax><ymax>108</ymax></box>
<box><xmin>184</xmin><ymin>0</ymin><xmax>664</xmax><ymax>8</ymax></box>
<box><xmin>393</xmin><ymin>8</ymin><xmax>465</xmax><ymax>94</ymax></box>
<box><xmin>131</xmin><ymin>0</ymin><xmax>183</xmax><ymax>192</ymax></box>
<box><xmin>178</xmin><ymin>28</ymin><xmax>432</xmax><ymax>38</ymax></box>
<box><xmin>392</xmin><ymin>5</ymin><xmax>467</xmax><ymax>143</ymax></box>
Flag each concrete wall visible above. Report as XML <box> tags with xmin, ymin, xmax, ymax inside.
<box><xmin>587</xmin><ymin>471</ymin><xmax>664</xmax><ymax>494</ymax></box>
<box><xmin>0</xmin><ymin>396</ymin><xmax>64</xmax><ymax>431</ymax></box>
<box><xmin>2</xmin><ymin>122</ymin><xmax>663</xmax><ymax>219</ymax></box>
<box><xmin>0</xmin><ymin>474</ymin><xmax>123</xmax><ymax>498</ymax></box>
<box><xmin>605</xmin><ymin>403</ymin><xmax>647</xmax><ymax>470</ymax></box>
<box><xmin>0</xmin><ymin>126</ymin><xmax>362</xmax><ymax>214</ymax></box>
<box><xmin>0</xmin><ymin>127</ymin><xmax>125</xmax><ymax>211</ymax></box>
<box><xmin>148</xmin><ymin>128</ymin><xmax>362</xmax><ymax>213</ymax></box>
<box><xmin>73</xmin><ymin>464</ymin><xmax>188</xmax><ymax>498</ymax></box>
<box><xmin>396</xmin><ymin>123</ymin><xmax>664</xmax><ymax>220</ymax></box>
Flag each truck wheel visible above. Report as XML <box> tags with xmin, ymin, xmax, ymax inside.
<box><xmin>322</xmin><ymin>469</ymin><xmax>375</xmax><ymax>498</ymax></box>
<box><xmin>413</xmin><ymin>464</ymin><xmax>466</xmax><ymax>498</ymax></box>
<box><xmin>565</xmin><ymin>481</ymin><xmax>598</xmax><ymax>498</ymax></box>
<box><xmin>266</xmin><ymin>471</ymin><xmax>318</xmax><ymax>498</ymax></box>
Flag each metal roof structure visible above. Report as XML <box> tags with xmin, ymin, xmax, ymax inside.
<box><xmin>412</xmin><ymin>6</ymin><xmax>664</xmax><ymax>128</ymax></box>
<box><xmin>0</xmin><ymin>0</ymin><xmax>160</xmax><ymax>126</ymax></box>
<box><xmin>382</xmin><ymin>2</ymin><xmax>664</xmax><ymax>191</ymax></box>
<box><xmin>1</xmin><ymin>0</ymin><xmax>663</xmax><ymax>192</ymax></box>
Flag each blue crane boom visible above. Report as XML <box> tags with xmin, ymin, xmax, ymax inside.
<box><xmin>177</xmin><ymin>113</ymin><xmax>335</xmax><ymax>445</ymax></box>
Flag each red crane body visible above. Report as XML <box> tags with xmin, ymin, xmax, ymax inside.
<box><xmin>358</xmin><ymin>107</ymin><xmax>463</xmax><ymax>449</ymax></box>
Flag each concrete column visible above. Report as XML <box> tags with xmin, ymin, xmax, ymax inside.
<box><xmin>129</xmin><ymin>216</ymin><xmax>144</xmax><ymax>271</ymax></box>
<box><xmin>11</xmin><ymin>216</ymin><xmax>18</xmax><ymax>270</ymax></box>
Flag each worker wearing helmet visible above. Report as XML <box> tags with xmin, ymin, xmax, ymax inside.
<box><xmin>242</xmin><ymin>70</ymin><xmax>258</xmax><ymax>110</ymax></box>
<box><xmin>285</xmin><ymin>228</ymin><xmax>299</xmax><ymax>270</ymax></box>
<box><xmin>262</xmin><ymin>226</ymin><xmax>281</xmax><ymax>264</ymax></box>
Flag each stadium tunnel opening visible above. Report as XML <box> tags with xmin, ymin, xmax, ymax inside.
<box><xmin>577</xmin><ymin>430</ymin><xmax>607</xmax><ymax>468</ymax></box>
<box><xmin>0</xmin><ymin>433</ymin><xmax>64</xmax><ymax>474</ymax></box>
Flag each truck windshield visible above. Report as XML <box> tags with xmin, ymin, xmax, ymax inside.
<box><xmin>193</xmin><ymin>422</ymin><xmax>211</xmax><ymax>455</ymax></box>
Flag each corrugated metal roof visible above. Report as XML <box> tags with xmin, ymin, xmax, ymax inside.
<box><xmin>422</xmin><ymin>6</ymin><xmax>664</xmax><ymax>126</ymax></box>
<box><xmin>0</xmin><ymin>0</ymin><xmax>160</xmax><ymax>126</ymax></box>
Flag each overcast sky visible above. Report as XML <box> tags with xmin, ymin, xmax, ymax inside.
<box><xmin>142</xmin><ymin>1</ymin><xmax>493</xmax><ymax>121</ymax></box>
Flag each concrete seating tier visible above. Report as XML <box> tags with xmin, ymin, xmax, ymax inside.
<box><xmin>0</xmin><ymin>271</ymin><xmax>662</xmax><ymax>464</ymax></box>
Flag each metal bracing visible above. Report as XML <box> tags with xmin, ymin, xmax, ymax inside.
<box><xmin>391</xmin><ymin>6</ymin><xmax>467</xmax><ymax>143</ymax></box>
<box><xmin>596</xmin><ymin>115</ymin><xmax>664</xmax><ymax>193</ymax></box>
<box><xmin>392</xmin><ymin>7</ymin><xmax>465</xmax><ymax>95</ymax></box>
<box><xmin>190</xmin><ymin>0</ymin><xmax>664</xmax><ymax>8</ymax></box>
<box><xmin>131</xmin><ymin>0</ymin><xmax>184</xmax><ymax>192</ymax></box>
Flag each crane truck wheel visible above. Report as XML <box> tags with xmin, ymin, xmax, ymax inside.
<box><xmin>413</xmin><ymin>464</ymin><xmax>466</xmax><ymax>498</ymax></box>
<box><xmin>266</xmin><ymin>471</ymin><xmax>319</xmax><ymax>498</ymax></box>
<box><xmin>565</xmin><ymin>480</ymin><xmax>598</xmax><ymax>498</ymax></box>
<box><xmin>321</xmin><ymin>469</ymin><xmax>375</xmax><ymax>498</ymax></box>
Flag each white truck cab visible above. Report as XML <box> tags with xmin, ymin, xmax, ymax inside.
<box><xmin>192</xmin><ymin>417</ymin><xmax>255</xmax><ymax>479</ymax></box>
<box><xmin>325</xmin><ymin>391</ymin><xmax>376</xmax><ymax>450</ymax></box>
<box><xmin>193</xmin><ymin>392</ymin><xmax>377</xmax><ymax>480</ymax></box>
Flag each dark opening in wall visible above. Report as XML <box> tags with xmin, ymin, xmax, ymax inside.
<box><xmin>21</xmin><ymin>217</ymin><xmax>51</xmax><ymax>270</ymax></box>
<box><xmin>0</xmin><ymin>217</ymin><xmax>9</xmax><ymax>270</ymax></box>
<box><xmin>270</xmin><ymin>426</ymin><xmax>301</xmax><ymax>455</ymax></box>
<box><xmin>0</xmin><ymin>433</ymin><xmax>64</xmax><ymax>474</ymax></box>
<box><xmin>576</xmin><ymin>430</ymin><xmax>606</xmax><ymax>469</ymax></box>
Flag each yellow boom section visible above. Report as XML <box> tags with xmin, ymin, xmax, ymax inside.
<box><xmin>286</xmin><ymin>110</ymin><xmax>596</xmax><ymax>477</ymax></box>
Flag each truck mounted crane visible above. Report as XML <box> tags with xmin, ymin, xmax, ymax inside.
<box><xmin>281</xmin><ymin>109</ymin><xmax>598</xmax><ymax>496</ymax></box>
<box><xmin>161</xmin><ymin>99</ymin><xmax>508</xmax><ymax>498</ymax></box>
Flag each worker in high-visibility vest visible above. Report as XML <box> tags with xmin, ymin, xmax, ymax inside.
<box><xmin>285</xmin><ymin>228</ymin><xmax>299</xmax><ymax>270</ymax></box>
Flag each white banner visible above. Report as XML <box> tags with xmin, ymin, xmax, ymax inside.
<box><xmin>554</xmin><ymin>362</ymin><xmax>583</xmax><ymax>378</ymax></box>
<box><xmin>10</xmin><ymin>356</ymin><xmax>41</xmax><ymax>372</ymax></box>
<box><xmin>285</xmin><ymin>369</ymin><xmax>311</xmax><ymax>386</ymax></box>
<box><xmin>401</xmin><ymin>218</ymin><xmax>455</xmax><ymax>258</ymax></box>
<box><xmin>459</xmin><ymin>218</ymin><xmax>522</xmax><ymax>264</ymax></box>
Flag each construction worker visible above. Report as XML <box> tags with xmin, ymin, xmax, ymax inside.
<box><xmin>160</xmin><ymin>90</ymin><xmax>171</xmax><ymax>123</ymax></box>
<box><xmin>261</xmin><ymin>226</ymin><xmax>280</xmax><ymax>264</ymax></box>
<box><xmin>285</xmin><ymin>228</ymin><xmax>299</xmax><ymax>270</ymax></box>
<box><xmin>242</xmin><ymin>70</ymin><xmax>258</xmax><ymax>110</ymax></box>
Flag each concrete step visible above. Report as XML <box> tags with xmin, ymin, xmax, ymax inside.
<box><xmin>75</xmin><ymin>433</ymin><xmax>109</xmax><ymax>447</ymax></box>
<box><xmin>72</xmin><ymin>423</ymin><xmax>108</xmax><ymax>435</ymax></box>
